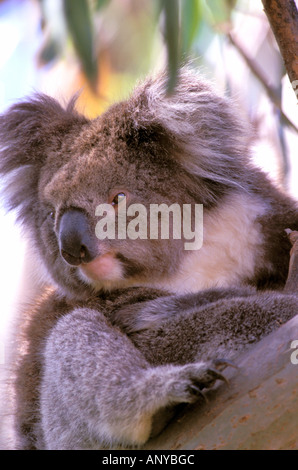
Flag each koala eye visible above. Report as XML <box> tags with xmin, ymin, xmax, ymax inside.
<box><xmin>111</xmin><ymin>192</ymin><xmax>126</xmax><ymax>207</ymax></box>
<box><xmin>48</xmin><ymin>210</ymin><xmax>55</xmax><ymax>221</ymax></box>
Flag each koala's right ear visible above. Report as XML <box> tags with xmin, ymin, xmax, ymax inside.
<box><xmin>0</xmin><ymin>94</ymin><xmax>87</xmax><ymax>216</ymax></box>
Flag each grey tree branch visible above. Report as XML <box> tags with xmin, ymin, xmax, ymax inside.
<box><xmin>228</xmin><ymin>33</ymin><xmax>298</xmax><ymax>132</ymax></box>
<box><xmin>261</xmin><ymin>0</ymin><xmax>298</xmax><ymax>100</ymax></box>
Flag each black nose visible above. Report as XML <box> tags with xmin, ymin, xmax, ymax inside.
<box><xmin>58</xmin><ymin>209</ymin><xmax>98</xmax><ymax>266</ymax></box>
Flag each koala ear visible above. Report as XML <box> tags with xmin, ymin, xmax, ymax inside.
<box><xmin>0</xmin><ymin>94</ymin><xmax>87</xmax><ymax>216</ymax></box>
<box><xmin>129</xmin><ymin>67</ymin><xmax>251</xmax><ymax>190</ymax></box>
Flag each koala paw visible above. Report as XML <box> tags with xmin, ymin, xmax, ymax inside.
<box><xmin>167</xmin><ymin>361</ymin><xmax>228</xmax><ymax>405</ymax></box>
<box><xmin>148</xmin><ymin>361</ymin><xmax>230</xmax><ymax>441</ymax></box>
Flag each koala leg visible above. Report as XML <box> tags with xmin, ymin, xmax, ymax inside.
<box><xmin>40</xmin><ymin>307</ymin><xmax>225</xmax><ymax>449</ymax></box>
<box><xmin>284</xmin><ymin>230</ymin><xmax>298</xmax><ymax>292</ymax></box>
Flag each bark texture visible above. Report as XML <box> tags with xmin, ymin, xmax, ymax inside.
<box><xmin>261</xmin><ymin>0</ymin><xmax>298</xmax><ymax>98</ymax></box>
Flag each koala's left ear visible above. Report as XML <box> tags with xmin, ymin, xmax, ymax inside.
<box><xmin>0</xmin><ymin>94</ymin><xmax>87</xmax><ymax>215</ymax></box>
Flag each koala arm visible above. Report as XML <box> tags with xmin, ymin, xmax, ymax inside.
<box><xmin>112</xmin><ymin>232</ymin><xmax>298</xmax><ymax>367</ymax></box>
<box><xmin>40</xmin><ymin>307</ymin><xmax>224</xmax><ymax>450</ymax></box>
<box><xmin>110</xmin><ymin>286</ymin><xmax>256</xmax><ymax>334</ymax></box>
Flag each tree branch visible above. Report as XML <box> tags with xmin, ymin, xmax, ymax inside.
<box><xmin>228</xmin><ymin>33</ymin><xmax>298</xmax><ymax>132</ymax></box>
<box><xmin>261</xmin><ymin>0</ymin><xmax>298</xmax><ymax>100</ymax></box>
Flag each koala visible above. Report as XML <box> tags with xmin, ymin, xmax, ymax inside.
<box><xmin>0</xmin><ymin>67</ymin><xmax>297</xmax><ymax>450</ymax></box>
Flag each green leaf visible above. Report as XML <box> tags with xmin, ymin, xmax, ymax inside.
<box><xmin>160</xmin><ymin>0</ymin><xmax>180</xmax><ymax>94</ymax></box>
<box><xmin>95</xmin><ymin>0</ymin><xmax>110</xmax><ymax>10</ymax></box>
<box><xmin>205</xmin><ymin>0</ymin><xmax>237</xmax><ymax>25</ymax></box>
<box><xmin>38</xmin><ymin>0</ymin><xmax>67</xmax><ymax>64</ymax></box>
<box><xmin>63</xmin><ymin>0</ymin><xmax>97</xmax><ymax>86</ymax></box>
<box><xmin>181</xmin><ymin>0</ymin><xmax>202</xmax><ymax>54</ymax></box>
<box><xmin>39</xmin><ymin>38</ymin><xmax>61</xmax><ymax>64</ymax></box>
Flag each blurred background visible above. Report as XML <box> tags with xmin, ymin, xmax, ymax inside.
<box><xmin>0</xmin><ymin>0</ymin><xmax>297</xmax><ymax>398</ymax></box>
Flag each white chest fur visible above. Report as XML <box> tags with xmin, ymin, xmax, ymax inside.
<box><xmin>150</xmin><ymin>193</ymin><xmax>269</xmax><ymax>294</ymax></box>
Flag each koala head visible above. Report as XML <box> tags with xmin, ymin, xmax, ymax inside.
<box><xmin>0</xmin><ymin>68</ymin><xmax>250</xmax><ymax>299</ymax></box>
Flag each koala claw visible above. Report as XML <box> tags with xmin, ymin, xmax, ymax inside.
<box><xmin>172</xmin><ymin>362</ymin><xmax>229</xmax><ymax>404</ymax></box>
<box><xmin>187</xmin><ymin>384</ymin><xmax>207</xmax><ymax>402</ymax></box>
<box><xmin>213</xmin><ymin>358</ymin><xmax>239</xmax><ymax>370</ymax></box>
<box><xmin>204</xmin><ymin>368</ymin><xmax>229</xmax><ymax>386</ymax></box>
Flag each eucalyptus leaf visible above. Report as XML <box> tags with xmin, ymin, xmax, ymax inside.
<box><xmin>38</xmin><ymin>0</ymin><xmax>67</xmax><ymax>62</ymax></box>
<box><xmin>181</xmin><ymin>0</ymin><xmax>202</xmax><ymax>55</ymax></box>
<box><xmin>95</xmin><ymin>0</ymin><xmax>110</xmax><ymax>11</ymax></box>
<box><xmin>206</xmin><ymin>0</ymin><xmax>237</xmax><ymax>24</ymax></box>
<box><xmin>39</xmin><ymin>38</ymin><xmax>61</xmax><ymax>64</ymax></box>
<box><xmin>63</xmin><ymin>0</ymin><xmax>97</xmax><ymax>86</ymax></box>
<box><xmin>160</xmin><ymin>0</ymin><xmax>180</xmax><ymax>93</ymax></box>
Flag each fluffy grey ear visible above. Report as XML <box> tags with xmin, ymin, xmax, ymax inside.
<box><xmin>129</xmin><ymin>67</ymin><xmax>252</xmax><ymax>189</ymax></box>
<box><xmin>0</xmin><ymin>94</ymin><xmax>87</xmax><ymax>219</ymax></box>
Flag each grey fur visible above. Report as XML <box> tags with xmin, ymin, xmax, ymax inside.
<box><xmin>0</xmin><ymin>68</ymin><xmax>297</xmax><ymax>449</ymax></box>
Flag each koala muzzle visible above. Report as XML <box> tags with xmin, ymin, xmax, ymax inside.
<box><xmin>58</xmin><ymin>209</ymin><xmax>98</xmax><ymax>266</ymax></box>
